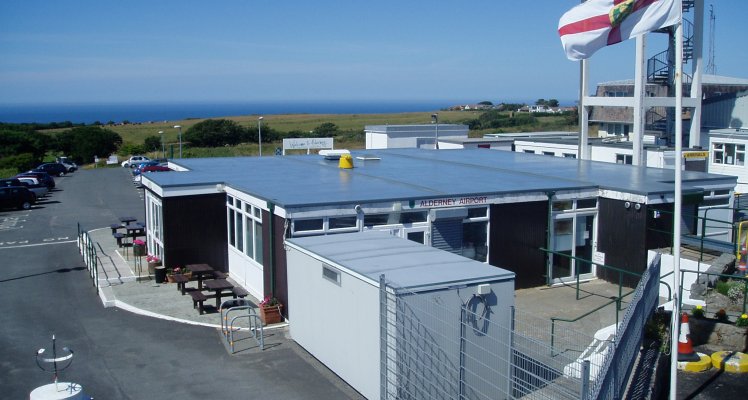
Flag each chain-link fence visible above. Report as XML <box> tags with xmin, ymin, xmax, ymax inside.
<box><xmin>379</xmin><ymin>255</ymin><xmax>662</xmax><ymax>400</ymax></box>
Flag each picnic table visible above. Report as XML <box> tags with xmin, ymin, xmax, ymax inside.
<box><xmin>204</xmin><ymin>279</ymin><xmax>234</xmax><ymax>309</ymax></box>
<box><xmin>186</xmin><ymin>263</ymin><xmax>214</xmax><ymax>290</ymax></box>
<box><xmin>119</xmin><ymin>216</ymin><xmax>137</xmax><ymax>225</ymax></box>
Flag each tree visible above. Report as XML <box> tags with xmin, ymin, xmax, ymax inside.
<box><xmin>143</xmin><ymin>135</ymin><xmax>161</xmax><ymax>152</ymax></box>
<box><xmin>184</xmin><ymin>119</ymin><xmax>246</xmax><ymax>147</ymax></box>
<box><xmin>547</xmin><ymin>99</ymin><xmax>559</xmax><ymax>107</ymax></box>
<box><xmin>56</xmin><ymin>126</ymin><xmax>123</xmax><ymax>163</ymax></box>
<box><xmin>311</xmin><ymin>122</ymin><xmax>339</xmax><ymax>138</ymax></box>
<box><xmin>478</xmin><ymin>101</ymin><xmax>493</xmax><ymax>106</ymax></box>
<box><xmin>535</xmin><ymin>99</ymin><xmax>547</xmax><ymax>106</ymax></box>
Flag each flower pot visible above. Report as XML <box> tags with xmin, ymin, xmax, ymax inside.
<box><xmin>260</xmin><ymin>304</ymin><xmax>283</xmax><ymax>325</ymax></box>
<box><xmin>147</xmin><ymin>261</ymin><xmax>161</xmax><ymax>275</ymax></box>
<box><xmin>133</xmin><ymin>243</ymin><xmax>146</xmax><ymax>257</ymax></box>
<box><xmin>166</xmin><ymin>274</ymin><xmax>176</xmax><ymax>283</ymax></box>
<box><xmin>154</xmin><ymin>266</ymin><xmax>166</xmax><ymax>283</ymax></box>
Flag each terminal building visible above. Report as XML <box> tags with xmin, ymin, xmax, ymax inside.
<box><xmin>140</xmin><ymin>148</ymin><xmax>736</xmax><ymax>317</ymax></box>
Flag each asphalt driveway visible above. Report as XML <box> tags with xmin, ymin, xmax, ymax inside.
<box><xmin>0</xmin><ymin>167</ymin><xmax>362</xmax><ymax>399</ymax></box>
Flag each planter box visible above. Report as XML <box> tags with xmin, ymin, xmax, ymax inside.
<box><xmin>690</xmin><ymin>318</ymin><xmax>748</xmax><ymax>352</ymax></box>
<box><xmin>260</xmin><ymin>305</ymin><xmax>283</xmax><ymax>325</ymax></box>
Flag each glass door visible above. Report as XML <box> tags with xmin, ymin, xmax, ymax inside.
<box><xmin>550</xmin><ymin>213</ymin><xmax>596</xmax><ymax>283</ymax></box>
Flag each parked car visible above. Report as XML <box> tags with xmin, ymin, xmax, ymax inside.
<box><xmin>131</xmin><ymin>161</ymin><xmax>161</xmax><ymax>176</ymax></box>
<box><xmin>32</xmin><ymin>163</ymin><xmax>67</xmax><ymax>177</ymax></box>
<box><xmin>17</xmin><ymin>177</ymin><xmax>49</xmax><ymax>199</ymax></box>
<box><xmin>17</xmin><ymin>171</ymin><xmax>55</xmax><ymax>189</ymax></box>
<box><xmin>141</xmin><ymin>165</ymin><xmax>171</xmax><ymax>173</ymax></box>
<box><xmin>122</xmin><ymin>155</ymin><xmax>151</xmax><ymax>168</ymax></box>
<box><xmin>0</xmin><ymin>186</ymin><xmax>35</xmax><ymax>210</ymax></box>
<box><xmin>55</xmin><ymin>156</ymin><xmax>78</xmax><ymax>172</ymax></box>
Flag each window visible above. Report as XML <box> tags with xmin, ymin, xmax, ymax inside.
<box><xmin>322</xmin><ymin>264</ymin><xmax>341</xmax><ymax>285</ymax></box>
<box><xmin>524</xmin><ymin>150</ymin><xmax>535</xmax><ymax>154</ymax></box>
<box><xmin>712</xmin><ymin>142</ymin><xmax>745</xmax><ymax>166</ymax></box>
<box><xmin>563</xmin><ymin>153</ymin><xmax>577</xmax><ymax>158</ymax></box>
<box><xmin>227</xmin><ymin>195</ymin><xmax>263</xmax><ymax>264</ymax></box>
<box><xmin>145</xmin><ymin>192</ymin><xmax>164</xmax><ymax>261</ymax></box>
<box><xmin>294</xmin><ymin>219</ymin><xmax>324</xmax><ymax>232</ymax></box>
<box><xmin>400</xmin><ymin>211</ymin><xmax>428</xmax><ymax>224</ymax></box>
<box><xmin>543</xmin><ymin>151</ymin><xmax>555</xmax><ymax>156</ymax></box>
<box><xmin>616</xmin><ymin>154</ymin><xmax>632</xmax><ymax>164</ymax></box>
<box><xmin>329</xmin><ymin>216</ymin><xmax>357</xmax><ymax>230</ymax></box>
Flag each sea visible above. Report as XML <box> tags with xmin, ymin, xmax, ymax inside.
<box><xmin>0</xmin><ymin>100</ymin><xmax>476</xmax><ymax>124</ymax></box>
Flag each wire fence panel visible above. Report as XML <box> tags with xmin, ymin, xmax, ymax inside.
<box><xmin>380</xmin><ymin>278</ymin><xmax>606</xmax><ymax>400</ymax></box>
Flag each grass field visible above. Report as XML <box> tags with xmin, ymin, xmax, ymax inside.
<box><xmin>49</xmin><ymin>109</ymin><xmax>584</xmax><ymax>160</ymax></box>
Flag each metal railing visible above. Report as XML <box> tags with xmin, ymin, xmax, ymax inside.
<box><xmin>77</xmin><ymin>223</ymin><xmax>99</xmax><ymax>294</ymax></box>
<box><xmin>588</xmin><ymin>254</ymin><xmax>661</xmax><ymax>400</ymax></box>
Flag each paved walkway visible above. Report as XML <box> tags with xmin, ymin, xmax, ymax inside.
<box><xmin>87</xmin><ymin>226</ymin><xmax>285</xmax><ymax>333</ymax></box>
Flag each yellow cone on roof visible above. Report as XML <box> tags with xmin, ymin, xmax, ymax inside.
<box><xmin>339</xmin><ymin>154</ymin><xmax>354</xmax><ymax>169</ymax></box>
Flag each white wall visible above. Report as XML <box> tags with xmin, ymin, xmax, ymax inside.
<box><xmin>650</xmin><ymin>251</ymin><xmax>708</xmax><ymax>306</ymax></box>
<box><xmin>228</xmin><ymin>248</ymin><xmax>264</xmax><ymax>300</ymax></box>
<box><xmin>286</xmin><ymin>248</ymin><xmax>381</xmax><ymax>400</ymax></box>
<box><xmin>707</xmin><ymin>135</ymin><xmax>748</xmax><ymax>193</ymax></box>
<box><xmin>366</xmin><ymin>132</ymin><xmax>389</xmax><ymax>149</ymax></box>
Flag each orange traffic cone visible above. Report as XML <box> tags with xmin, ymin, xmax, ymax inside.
<box><xmin>677</xmin><ymin>312</ymin><xmax>700</xmax><ymax>362</ymax></box>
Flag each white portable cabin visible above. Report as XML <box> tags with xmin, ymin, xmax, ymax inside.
<box><xmin>285</xmin><ymin>231</ymin><xmax>515</xmax><ymax>400</ymax></box>
<box><xmin>364</xmin><ymin>124</ymin><xmax>468</xmax><ymax>149</ymax></box>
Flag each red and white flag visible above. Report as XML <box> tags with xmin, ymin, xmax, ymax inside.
<box><xmin>558</xmin><ymin>0</ymin><xmax>681</xmax><ymax>60</ymax></box>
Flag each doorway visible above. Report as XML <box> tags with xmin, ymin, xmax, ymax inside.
<box><xmin>550</xmin><ymin>213</ymin><xmax>596</xmax><ymax>284</ymax></box>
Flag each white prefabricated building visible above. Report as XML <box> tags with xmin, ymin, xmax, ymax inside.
<box><xmin>365</xmin><ymin>124</ymin><xmax>468</xmax><ymax>149</ymax></box>
<box><xmin>285</xmin><ymin>231</ymin><xmax>516</xmax><ymax>400</ymax></box>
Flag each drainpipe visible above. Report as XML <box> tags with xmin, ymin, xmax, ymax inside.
<box><xmin>546</xmin><ymin>191</ymin><xmax>556</xmax><ymax>286</ymax></box>
<box><xmin>267</xmin><ymin>201</ymin><xmax>276</xmax><ymax>296</ymax></box>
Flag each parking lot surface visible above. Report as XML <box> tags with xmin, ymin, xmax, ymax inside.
<box><xmin>0</xmin><ymin>167</ymin><xmax>363</xmax><ymax>399</ymax></box>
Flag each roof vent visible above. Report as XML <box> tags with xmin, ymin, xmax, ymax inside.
<box><xmin>319</xmin><ymin>149</ymin><xmax>350</xmax><ymax>160</ymax></box>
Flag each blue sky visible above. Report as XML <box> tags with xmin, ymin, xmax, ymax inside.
<box><xmin>0</xmin><ymin>1</ymin><xmax>745</xmax><ymax>106</ymax></box>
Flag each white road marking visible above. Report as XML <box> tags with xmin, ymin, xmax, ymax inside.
<box><xmin>0</xmin><ymin>240</ymin><xmax>77</xmax><ymax>250</ymax></box>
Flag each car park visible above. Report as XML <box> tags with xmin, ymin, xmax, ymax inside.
<box><xmin>122</xmin><ymin>155</ymin><xmax>150</xmax><ymax>168</ymax></box>
<box><xmin>0</xmin><ymin>186</ymin><xmax>35</xmax><ymax>210</ymax></box>
<box><xmin>17</xmin><ymin>171</ymin><xmax>55</xmax><ymax>189</ymax></box>
<box><xmin>32</xmin><ymin>163</ymin><xmax>67</xmax><ymax>177</ymax></box>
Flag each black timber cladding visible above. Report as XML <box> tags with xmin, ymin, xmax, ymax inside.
<box><xmin>490</xmin><ymin>201</ymin><xmax>548</xmax><ymax>289</ymax></box>
<box><xmin>162</xmin><ymin>193</ymin><xmax>228</xmax><ymax>272</ymax></box>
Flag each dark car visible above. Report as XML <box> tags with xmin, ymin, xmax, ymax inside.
<box><xmin>0</xmin><ymin>178</ymin><xmax>43</xmax><ymax>202</ymax></box>
<box><xmin>33</xmin><ymin>163</ymin><xmax>67</xmax><ymax>177</ymax></box>
<box><xmin>17</xmin><ymin>171</ymin><xmax>55</xmax><ymax>189</ymax></box>
<box><xmin>0</xmin><ymin>186</ymin><xmax>35</xmax><ymax>210</ymax></box>
<box><xmin>140</xmin><ymin>165</ymin><xmax>171</xmax><ymax>173</ymax></box>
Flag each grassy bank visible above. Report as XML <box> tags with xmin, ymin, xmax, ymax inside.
<box><xmin>47</xmin><ymin>109</ymin><xmax>582</xmax><ymax>160</ymax></box>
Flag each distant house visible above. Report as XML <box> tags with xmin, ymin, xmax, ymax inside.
<box><xmin>518</xmin><ymin>105</ymin><xmax>559</xmax><ymax>113</ymax></box>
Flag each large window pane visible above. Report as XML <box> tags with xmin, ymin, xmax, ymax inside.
<box><xmin>467</xmin><ymin>207</ymin><xmax>487</xmax><ymax>218</ymax></box>
<box><xmin>329</xmin><ymin>216</ymin><xmax>357</xmax><ymax>230</ymax></box>
<box><xmin>294</xmin><ymin>219</ymin><xmax>323</xmax><ymax>232</ymax></box>
<box><xmin>401</xmin><ymin>211</ymin><xmax>427</xmax><ymax>224</ymax></box>
<box><xmin>255</xmin><ymin>222</ymin><xmax>263</xmax><ymax>264</ymax></box>
<box><xmin>364</xmin><ymin>214</ymin><xmax>390</xmax><ymax>227</ymax></box>
<box><xmin>244</xmin><ymin>216</ymin><xmax>253</xmax><ymax>257</ymax></box>
<box><xmin>463</xmin><ymin>221</ymin><xmax>488</xmax><ymax>262</ymax></box>
<box><xmin>236</xmin><ymin>212</ymin><xmax>243</xmax><ymax>252</ymax></box>
<box><xmin>228</xmin><ymin>209</ymin><xmax>235</xmax><ymax>246</ymax></box>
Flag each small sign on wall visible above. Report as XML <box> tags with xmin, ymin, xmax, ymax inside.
<box><xmin>592</xmin><ymin>251</ymin><xmax>605</xmax><ymax>266</ymax></box>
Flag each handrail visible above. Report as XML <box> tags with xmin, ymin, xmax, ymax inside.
<box><xmin>77</xmin><ymin>222</ymin><xmax>99</xmax><ymax>294</ymax></box>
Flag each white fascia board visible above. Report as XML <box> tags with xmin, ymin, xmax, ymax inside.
<box><xmin>583</xmin><ymin>96</ymin><xmax>699</xmax><ymax>108</ymax></box>
<box><xmin>224</xmin><ymin>187</ymin><xmax>267</xmax><ymax>210</ymax></box>
<box><xmin>160</xmin><ymin>185</ymin><xmax>222</xmax><ymax>198</ymax></box>
<box><xmin>599</xmin><ymin>189</ymin><xmax>649</xmax><ymax>204</ymax></box>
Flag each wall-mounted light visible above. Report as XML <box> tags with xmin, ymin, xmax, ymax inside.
<box><xmin>624</xmin><ymin>201</ymin><xmax>631</xmax><ymax>209</ymax></box>
<box><xmin>634</xmin><ymin>203</ymin><xmax>642</xmax><ymax>211</ymax></box>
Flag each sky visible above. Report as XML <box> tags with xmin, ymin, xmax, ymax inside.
<box><xmin>0</xmin><ymin>0</ymin><xmax>745</xmax><ymax>106</ymax></box>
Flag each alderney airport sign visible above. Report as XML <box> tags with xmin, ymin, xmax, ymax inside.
<box><xmin>408</xmin><ymin>196</ymin><xmax>491</xmax><ymax>209</ymax></box>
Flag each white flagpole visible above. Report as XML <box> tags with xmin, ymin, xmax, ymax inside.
<box><xmin>669</xmin><ymin>16</ymin><xmax>684</xmax><ymax>400</ymax></box>
<box><xmin>633</xmin><ymin>35</ymin><xmax>646</xmax><ymax>165</ymax></box>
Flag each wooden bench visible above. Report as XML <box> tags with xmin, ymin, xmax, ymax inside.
<box><xmin>232</xmin><ymin>287</ymin><xmax>249</xmax><ymax>299</ymax></box>
<box><xmin>172</xmin><ymin>274</ymin><xmax>189</xmax><ymax>295</ymax></box>
<box><xmin>188</xmin><ymin>291</ymin><xmax>208</xmax><ymax>315</ymax></box>
<box><xmin>112</xmin><ymin>232</ymin><xmax>125</xmax><ymax>247</ymax></box>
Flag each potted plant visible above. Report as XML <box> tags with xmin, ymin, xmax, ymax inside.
<box><xmin>132</xmin><ymin>239</ymin><xmax>146</xmax><ymax>257</ymax></box>
<box><xmin>259</xmin><ymin>296</ymin><xmax>283</xmax><ymax>325</ymax></box>
<box><xmin>146</xmin><ymin>254</ymin><xmax>161</xmax><ymax>275</ymax></box>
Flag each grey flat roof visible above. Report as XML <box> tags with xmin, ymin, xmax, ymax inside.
<box><xmin>145</xmin><ymin>148</ymin><xmax>735</xmax><ymax>207</ymax></box>
<box><xmin>286</xmin><ymin>231</ymin><xmax>514</xmax><ymax>291</ymax></box>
